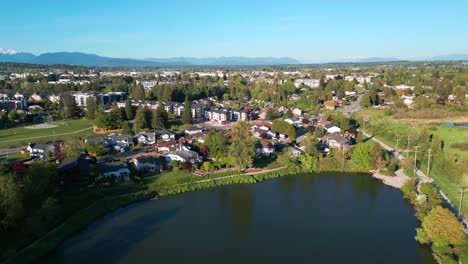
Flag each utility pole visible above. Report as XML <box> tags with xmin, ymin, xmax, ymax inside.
<box><xmin>414</xmin><ymin>145</ymin><xmax>418</xmax><ymax>173</ymax></box>
<box><xmin>427</xmin><ymin>149</ymin><xmax>431</xmax><ymax>177</ymax></box>
<box><xmin>459</xmin><ymin>187</ymin><xmax>465</xmax><ymax>218</ymax></box>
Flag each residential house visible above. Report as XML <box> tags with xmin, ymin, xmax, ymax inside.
<box><xmin>292</xmin><ymin>108</ymin><xmax>302</xmax><ymax>117</ymax></box>
<box><xmin>324</xmin><ymin>124</ymin><xmax>341</xmax><ymax>134</ymax></box>
<box><xmin>166</xmin><ymin>150</ymin><xmax>201</xmax><ymax>164</ymax></box>
<box><xmin>285</xmin><ymin>117</ymin><xmax>302</xmax><ymax>126</ymax></box>
<box><xmin>27</xmin><ymin>142</ymin><xmax>54</xmax><ymax>158</ymax></box>
<box><xmin>111</xmin><ymin>134</ymin><xmax>133</xmax><ymax>152</ymax></box>
<box><xmin>255</xmin><ymin>141</ymin><xmax>275</xmax><ymax>157</ymax></box>
<box><xmin>57</xmin><ymin>157</ymin><xmax>90</xmax><ymax>183</ymax></box>
<box><xmin>47</xmin><ymin>93</ymin><xmax>61</xmax><ymax>103</ymax></box>
<box><xmin>158</xmin><ymin>130</ymin><xmax>175</xmax><ymax>142</ymax></box>
<box><xmin>85</xmin><ymin>136</ymin><xmax>113</xmax><ymax>153</ymax></box>
<box><xmin>131</xmin><ymin>155</ymin><xmax>161</xmax><ymax>174</ymax></box>
<box><xmin>138</xmin><ymin>132</ymin><xmax>156</xmax><ymax>145</ymax></box>
<box><xmin>291</xmin><ymin>146</ymin><xmax>304</xmax><ymax>157</ymax></box>
<box><xmin>155</xmin><ymin>140</ymin><xmax>179</xmax><ymax>153</ymax></box>
<box><xmin>321</xmin><ymin>133</ymin><xmax>349</xmax><ymax>149</ymax></box>
<box><xmin>185</xmin><ymin>127</ymin><xmax>204</xmax><ymax>136</ymax></box>
<box><xmin>97</xmin><ymin>162</ymin><xmax>131</xmax><ymax>182</ymax></box>
<box><xmin>29</xmin><ymin>92</ymin><xmax>44</xmax><ymax>102</ymax></box>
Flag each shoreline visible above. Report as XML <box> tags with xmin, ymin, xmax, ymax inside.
<box><xmin>371</xmin><ymin>169</ymin><xmax>410</xmax><ymax>189</ymax></box>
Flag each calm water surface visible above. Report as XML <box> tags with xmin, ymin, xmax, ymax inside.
<box><xmin>52</xmin><ymin>173</ymin><xmax>435</xmax><ymax>264</ymax></box>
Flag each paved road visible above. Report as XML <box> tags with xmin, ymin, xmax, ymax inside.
<box><xmin>0</xmin><ymin>147</ymin><xmax>23</xmax><ymax>157</ymax></box>
<box><xmin>342</xmin><ymin>92</ymin><xmax>365</xmax><ymax>115</ymax></box>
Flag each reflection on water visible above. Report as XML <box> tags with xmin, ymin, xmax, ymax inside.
<box><xmin>52</xmin><ymin>173</ymin><xmax>436</xmax><ymax>264</ymax></box>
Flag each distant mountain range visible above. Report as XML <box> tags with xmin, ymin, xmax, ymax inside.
<box><xmin>1</xmin><ymin>49</ymin><xmax>468</xmax><ymax>67</ymax></box>
<box><xmin>0</xmin><ymin>50</ymin><xmax>300</xmax><ymax>67</ymax></box>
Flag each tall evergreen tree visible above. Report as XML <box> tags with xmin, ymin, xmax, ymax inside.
<box><xmin>63</xmin><ymin>94</ymin><xmax>80</xmax><ymax>119</ymax></box>
<box><xmin>182</xmin><ymin>96</ymin><xmax>192</xmax><ymax>124</ymax></box>
<box><xmin>151</xmin><ymin>110</ymin><xmax>164</xmax><ymax>131</ymax></box>
<box><xmin>85</xmin><ymin>97</ymin><xmax>97</xmax><ymax>120</ymax></box>
<box><xmin>156</xmin><ymin>100</ymin><xmax>169</xmax><ymax>128</ymax></box>
<box><xmin>124</xmin><ymin>99</ymin><xmax>134</xmax><ymax>120</ymax></box>
<box><xmin>134</xmin><ymin>105</ymin><xmax>150</xmax><ymax>132</ymax></box>
<box><xmin>132</xmin><ymin>83</ymin><xmax>145</xmax><ymax>100</ymax></box>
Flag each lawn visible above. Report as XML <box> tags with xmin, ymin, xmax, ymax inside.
<box><xmin>143</xmin><ymin>170</ymin><xmax>198</xmax><ymax>187</ymax></box>
<box><xmin>355</xmin><ymin>108</ymin><xmax>468</xmax><ymax>215</ymax></box>
<box><xmin>0</xmin><ymin>119</ymin><xmax>94</xmax><ymax>148</ymax></box>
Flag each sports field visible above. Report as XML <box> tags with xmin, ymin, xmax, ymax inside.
<box><xmin>0</xmin><ymin>119</ymin><xmax>94</xmax><ymax>149</ymax></box>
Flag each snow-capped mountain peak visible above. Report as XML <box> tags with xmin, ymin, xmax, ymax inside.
<box><xmin>0</xmin><ymin>48</ymin><xmax>18</xmax><ymax>55</ymax></box>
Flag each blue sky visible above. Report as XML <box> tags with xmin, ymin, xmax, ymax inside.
<box><xmin>1</xmin><ymin>0</ymin><xmax>468</xmax><ymax>62</ymax></box>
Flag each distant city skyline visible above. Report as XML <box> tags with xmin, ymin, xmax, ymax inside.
<box><xmin>1</xmin><ymin>0</ymin><xmax>468</xmax><ymax>63</ymax></box>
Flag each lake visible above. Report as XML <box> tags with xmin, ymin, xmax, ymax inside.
<box><xmin>51</xmin><ymin>173</ymin><xmax>436</xmax><ymax>264</ymax></box>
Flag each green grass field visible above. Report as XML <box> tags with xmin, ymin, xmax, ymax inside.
<box><xmin>355</xmin><ymin>108</ymin><xmax>468</xmax><ymax>215</ymax></box>
<box><xmin>0</xmin><ymin>119</ymin><xmax>94</xmax><ymax>149</ymax></box>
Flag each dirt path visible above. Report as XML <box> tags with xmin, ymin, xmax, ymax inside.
<box><xmin>175</xmin><ymin>166</ymin><xmax>286</xmax><ymax>188</ymax></box>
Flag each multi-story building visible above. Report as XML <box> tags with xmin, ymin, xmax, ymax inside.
<box><xmin>294</xmin><ymin>78</ymin><xmax>320</xmax><ymax>88</ymax></box>
<box><xmin>205</xmin><ymin>107</ymin><xmax>231</xmax><ymax>124</ymax></box>
<box><xmin>72</xmin><ymin>92</ymin><xmax>127</xmax><ymax>107</ymax></box>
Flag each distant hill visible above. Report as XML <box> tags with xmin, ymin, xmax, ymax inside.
<box><xmin>0</xmin><ymin>50</ymin><xmax>301</xmax><ymax>67</ymax></box>
<box><xmin>145</xmin><ymin>56</ymin><xmax>301</xmax><ymax>65</ymax></box>
<box><xmin>0</xmin><ymin>52</ymin><xmax>36</xmax><ymax>63</ymax></box>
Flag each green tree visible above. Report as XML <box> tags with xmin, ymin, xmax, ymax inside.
<box><xmin>156</xmin><ymin>100</ymin><xmax>169</xmax><ymax>128</ymax></box>
<box><xmin>7</xmin><ymin>110</ymin><xmax>18</xmax><ymax>122</ymax></box>
<box><xmin>272</xmin><ymin>119</ymin><xmax>296</xmax><ymax>139</ymax></box>
<box><xmin>205</xmin><ymin>131</ymin><xmax>228</xmax><ymax>158</ymax></box>
<box><xmin>134</xmin><ymin>105</ymin><xmax>150</xmax><ymax>132</ymax></box>
<box><xmin>0</xmin><ymin>174</ymin><xmax>24</xmax><ymax>230</ymax></box>
<box><xmin>85</xmin><ymin>97</ymin><xmax>97</xmax><ymax>120</ymax></box>
<box><xmin>151</xmin><ymin>110</ymin><xmax>164</xmax><ymax>131</ymax></box>
<box><xmin>63</xmin><ymin>139</ymin><xmax>82</xmax><ymax>157</ymax></box>
<box><xmin>109</xmin><ymin>104</ymin><xmax>124</xmax><ymax>128</ymax></box>
<box><xmin>124</xmin><ymin>99</ymin><xmax>134</xmax><ymax>120</ymax></box>
<box><xmin>132</xmin><ymin>83</ymin><xmax>146</xmax><ymax>100</ymax></box>
<box><xmin>122</xmin><ymin>121</ymin><xmax>133</xmax><ymax>135</ymax></box>
<box><xmin>299</xmin><ymin>153</ymin><xmax>318</xmax><ymax>172</ymax></box>
<box><xmin>351</xmin><ymin>140</ymin><xmax>375</xmax><ymax>170</ymax></box>
<box><xmin>416</xmin><ymin>206</ymin><xmax>465</xmax><ymax>247</ymax></box>
<box><xmin>63</xmin><ymin>93</ymin><xmax>80</xmax><ymax>119</ymax></box>
<box><xmin>360</xmin><ymin>94</ymin><xmax>372</xmax><ymax>108</ymax></box>
<box><xmin>22</xmin><ymin>161</ymin><xmax>58</xmax><ymax>210</ymax></box>
<box><xmin>85</xmin><ymin>142</ymin><xmax>106</xmax><ymax>156</ymax></box>
<box><xmin>182</xmin><ymin>96</ymin><xmax>192</xmax><ymax>124</ymax></box>
<box><xmin>94</xmin><ymin>109</ymin><xmax>111</xmax><ymax>129</ymax></box>
<box><xmin>265</xmin><ymin>108</ymin><xmax>276</xmax><ymax>120</ymax></box>
<box><xmin>229</xmin><ymin>121</ymin><xmax>256</xmax><ymax>169</ymax></box>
